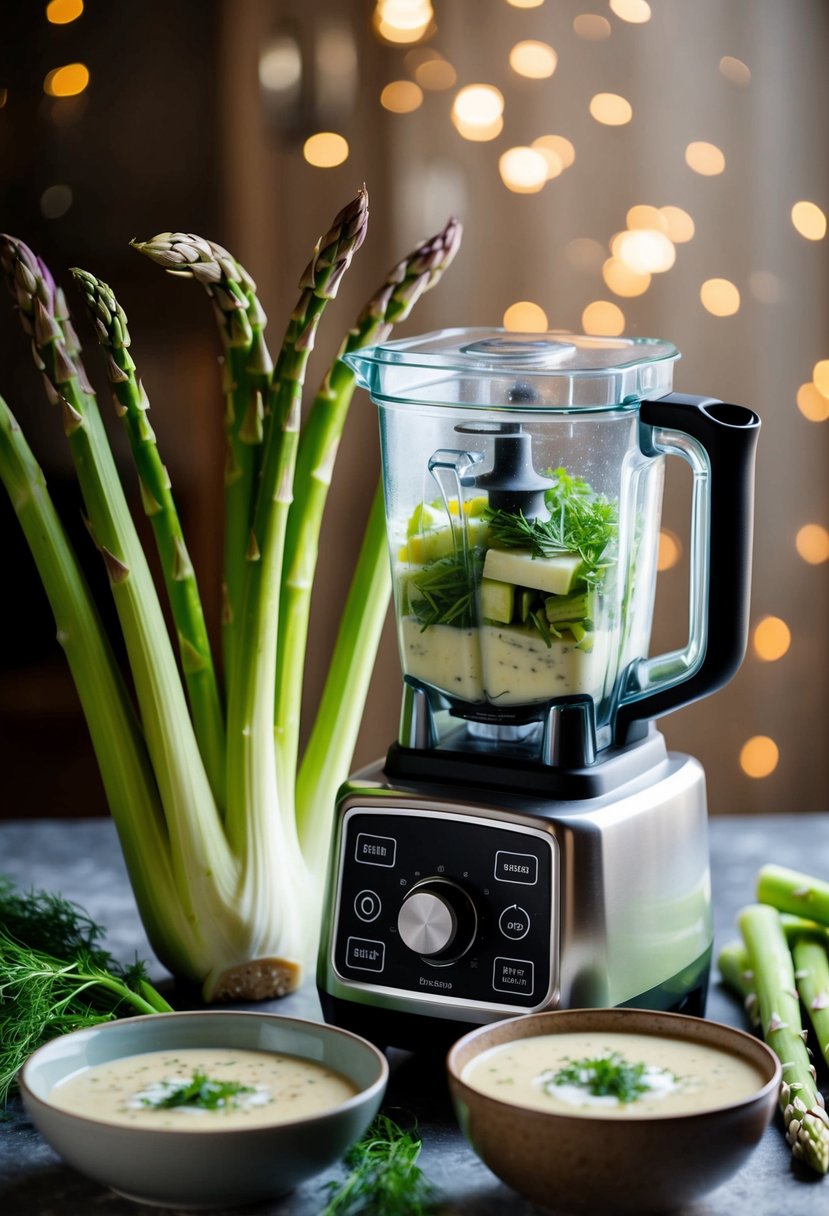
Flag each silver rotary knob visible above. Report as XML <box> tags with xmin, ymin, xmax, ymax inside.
<box><xmin>397</xmin><ymin>879</ymin><xmax>477</xmax><ymax>961</ymax></box>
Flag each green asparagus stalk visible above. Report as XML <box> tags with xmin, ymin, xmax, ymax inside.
<box><xmin>275</xmin><ymin>219</ymin><xmax>462</xmax><ymax>798</ymax></box>
<box><xmin>717</xmin><ymin>940</ymin><xmax>760</xmax><ymax>1026</ymax></box>
<box><xmin>758</xmin><ymin>865</ymin><xmax>829</xmax><ymax>925</ymax></box>
<box><xmin>792</xmin><ymin>934</ymin><xmax>829</xmax><ymax>1075</ymax></box>
<box><xmin>225</xmin><ymin>189</ymin><xmax>368</xmax><ymax>869</ymax></box>
<box><xmin>128</xmin><ymin>233</ymin><xmax>272</xmax><ymax>683</ymax></box>
<box><xmin>70</xmin><ymin>268</ymin><xmax>226</xmax><ymax>809</ymax></box>
<box><xmin>0</xmin><ymin>235</ymin><xmax>240</xmax><ymax>981</ymax></box>
<box><xmin>0</xmin><ymin>394</ymin><xmax>194</xmax><ymax>975</ymax></box>
<box><xmin>296</xmin><ymin>481</ymin><xmax>391</xmax><ymax>879</ymax></box>
<box><xmin>739</xmin><ymin>903</ymin><xmax>829</xmax><ymax>1174</ymax></box>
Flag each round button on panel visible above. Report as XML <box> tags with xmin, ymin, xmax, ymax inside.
<box><xmin>499</xmin><ymin>904</ymin><xmax>531</xmax><ymax>941</ymax></box>
<box><xmin>397</xmin><ymin>878</ymin><xmax>478</xmax><ymax>961</ymax></box>
<box><xmin>354</xmin><ymin>889</ymin><xmax>382</xmax><ymax>923</ymax></box>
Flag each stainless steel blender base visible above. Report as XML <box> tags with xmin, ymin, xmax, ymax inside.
<box><xmin>317</xmin><ymin>739</ymin><xmax>712</xmax><ymax>1048</ymax></box>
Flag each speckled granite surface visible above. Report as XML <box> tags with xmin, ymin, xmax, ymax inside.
<box><xmin>0</xmin><ymin>815</ymin><xmax>827</xmax><ymax>1215</ymax></box>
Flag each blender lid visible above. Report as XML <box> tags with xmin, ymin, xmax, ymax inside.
<box><xmin>344</xmin><ymin>328</ymin><xmax>680</xmax><ymax>411</ymax></box>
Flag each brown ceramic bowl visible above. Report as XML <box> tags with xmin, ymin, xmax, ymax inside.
<box><xmin>447</xmin><ymin>1007</ymin><xmax>780</xmax><ymax>1216</ymax></box>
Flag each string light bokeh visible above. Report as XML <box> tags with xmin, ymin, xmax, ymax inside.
<box><xmin>1</xmin><ymin>0</ymin><xmax>826</xmax><ymax>815</ymax></box>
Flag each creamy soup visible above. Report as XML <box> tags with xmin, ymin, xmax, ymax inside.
<box><xmin>48</xmin><ymin>1047</ymin><xmax>358</xmax><ymax>1130</ymax></box>
<box><xmin>461</xmin><ymin>1032</ymin><xmax>766</xmax><ymax>1118</ymax></box>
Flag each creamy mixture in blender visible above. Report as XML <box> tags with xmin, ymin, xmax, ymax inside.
<box><xmin>394</xmin><ymin>468</ymin><xmax>618</xmax><ymax>707</ymax></box>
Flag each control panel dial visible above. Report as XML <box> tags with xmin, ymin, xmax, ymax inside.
<box><xmin>397</xmin><ymin>878</ymin><xmax>477</xmax><ymax>961</ymax></box>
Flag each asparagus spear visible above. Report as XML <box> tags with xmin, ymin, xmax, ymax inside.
<box><xmin>739</xmin><ymin>903</ymin><xmax>829</xmax><ymax>1173</ymax></box>
<box><xmin>0</xmin><ymin>235</ymin><xmax>239</xmax><ymax>975</ymax></box>
<box><xmin>71</xmin><ymin>268</ymin><xmax>226</xmax><ymax>809</ymax></box>
<box><xmin>225</xmin><ymin>189</ymin><xmax>368</xmax><ymax>864</ymax></box>
<box><xmin>278</xmin><ymin>218</ymin><xmax>463</xmax><ymax>807</ymax></box>
<box><xmin>758</xmin><ymin>865</ymin><xmax>829</xmax><ymax>925</ymax></box>
<box><xmin>717</xmin><ymin>940</ymin><xmax>760</xmax><ymax>1027</ymax></box>
<box><xmin>129</xmin><ymin>232</ymin><xmax>271</xmax><ymax>683</ymax></box>
<box><xmin>792</xmin><ymin>934</ymin><xmax>829</xmax><ymax>1074</ymax></box>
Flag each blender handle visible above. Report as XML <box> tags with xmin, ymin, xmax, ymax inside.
<box><xmin>613</xmin><ymin>392</ymin><xmax>761</xmax><ymax>745</ymax></box>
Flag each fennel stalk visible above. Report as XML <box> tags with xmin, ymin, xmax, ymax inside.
<box><xmin>0</xmin><ymin>199</ymin><xmax>462</xmax><ymax>1001</ymax></box>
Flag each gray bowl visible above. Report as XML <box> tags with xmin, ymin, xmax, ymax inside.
<box><xmin>447</xmin><ymin>1007</ymin><xmax>781</xmax><ymax>1216</ymax></box>
<box><xmin>20</xmin><ymin>1010</ymin><xmax>388</xmax><ymax>1210</ymax></box>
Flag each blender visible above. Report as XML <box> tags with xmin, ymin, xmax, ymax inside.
<box><xmin>317</xmin><ymin>330</ymin><xmax>760</xmax><ymax>1049</ymax></box>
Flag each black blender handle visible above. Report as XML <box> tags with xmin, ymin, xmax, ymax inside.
<box><xmin>614</xmin><ymin>392</ymin><xmax>761</xmax><ymax>745</ymax></box>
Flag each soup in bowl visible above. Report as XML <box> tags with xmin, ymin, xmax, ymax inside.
<box><xmin>447</xmin><ymin>1007</ymin><xmax>780</xmax><ymax>1215</ymax></box>
<box><xmin>21</xmin><ymin>1010</ymin><xmax>388</xmax><ymax>1210</ymax></box>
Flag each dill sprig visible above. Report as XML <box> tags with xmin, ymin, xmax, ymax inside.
<box><xmin>543</xmin><ymin>1052</ymin><xmax>652</xmax><ymax>1104</ymax></box>
<box><xmin>410</xmin><ymin>550</ymin><xmax>484</xmax><ymax>631</ymax></box>
<box><xmin>322</xmin><ymin>1114</ymin><xmax>436</xmax><ymax>1215</ymax></box>
<box><xmin>0</xmin><ymin>878</ymin><xmax>172</xmax><ymax>1105</ymax></box>
<box><xmin>485</xmin><ymin>466</ymin><xmax>617</xmax><ymax>586</ymax></box>
<box><xmin>139</xmin><ymin>1072</ymin><xmax>255</xmax><ymax>1111</ymax></box>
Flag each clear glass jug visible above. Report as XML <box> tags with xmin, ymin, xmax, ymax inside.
<box><xmin>345</xmin><ymin>330</ymin><xmax>760</xmax><ymax>759</ymax></box>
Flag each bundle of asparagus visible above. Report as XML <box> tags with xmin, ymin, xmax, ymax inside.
<box><xmin>719</xmin><ymin>865</ymin><xmax>829</xmax><ymax>1174</ymax></box>
<box><xmin>0</xmin><ymin>195</ymin><xmax>462</xmax><ymax>1001</ymax></box>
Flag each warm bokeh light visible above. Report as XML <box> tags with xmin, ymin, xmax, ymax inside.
<box><xmin>412</xmin><ymin>54</ymin><xmax>456</xmax><ymax>90</ymax></box>
<box><xmin>612</xmin><ymin>229</ymin><xmax>675</xmax><ymax>274</ymax></box>
<box><xmin>509</xmin><ymin>40</ymin><xmax>557</xmax><ymax>79</ymax></box>
<box><xmin>43</xmin><ymin>63</ymin><xmax>90</xmax><ymax>98</ymax></box>
<box><xmin>499</xmin><ymin>146</ymin><xmax>548</xmax><ymax>193</ymax></box>
<box><xmin>740</xmin><ymin>736</ymin><xmax>779</xmax><ymax>779</ymax></box>
<box><xmin>791</xmin><ymin>201</ymin><xmax>827</xmax><ymax>241</ymax></box>
<box><xmin>573</xmin><ymin>13</ymin><xmax>611</xmax><ymax>39</ymax></box>
<box><xmin>753</xmin><ymin>616</ymin><xmax>791</xmax><ymax>662</ymax></box>
<box><xmin>302</xmin><ymin>132</ymin><xmax>349</xmax><ymax>167</ymax></box>
<box><xmin>506</xmin><ymin>0</ymin><xmax>544</xmax><ymax>7</ymax></box>
<box><xmin>532</xmin><ymin>134</ymin><xmax>575</xmax><ymax>172</ymax></box>
<box><xmin>626</xmin><ymin>205</ymin><xmax>667</xmax><ymax>233</ymax></box>
<box><xmin>565</xmin><ymin>237</ymin><xmax>605</xmax><ymax>271</ymax></box>
<box><xmin>659</xmin><ymin>205</ymin><xmax>695</xmax><ymax>243</ymax></box>
<box><xmin>582</xmin><ymin>300</ymin><xmax>625</xmax><ymax>336</ymax></box>
<box><xmin>589</xmin><ymin>92</ymin><xmax>632</xmax><ymax>125</ymax></box>
<box><xmin>259</xmin><ymin>37</ymin><xmax>302</xmax><ymax>92</ymax></box>
<box><xmin>685</xmin><ymin>141</ymin><xmax>725</xmax><ymax>175</ymax></box>
<box><xmin>700</xmin><ymin>278</ymin><xmax>740</xmax><ymax>317</ymax></box>
<box><xmin>39</xmin><ymin>184</ymin><xmax>73</xmax><ymax>219</ymax></box>
<box><xmin>797</xmin><ymin>383</ymin><xmax>829</xmax><ymax>422</ymax></box>
<box><xmin>503</xmin><ymin>301</ymin><xmax>549</xmax><ymax>331</ymax></box>
<box><xmin>374</xmin><ymin>0</ymin><xmax>434</xmax><ymax>44</ymax></box>
<box><xmin>796</xmin><ymin>524</ymin><xmax>829</xmax><ymax>564</ymax></box>
<box><xmin>719</xmin><ymin>56</ymin><xmax>751</xmax><ymax>86</ymax></box>
<box><xmin>453</xmin><ymin>83</ymin><xmax>503</xmax><ymax>124</ymax></box>
<box><xmin>452</xmin><ymin>84</ymin><xmax>504</xmax><ymax>141</ymax></box>
<box><xmin>46</xmin><ymin>0</ymin><xmax>84</xmax><ymax>24</ymax></box>
<box><xmin>602</xmin><ymin>257</ymin><xmax>651</xmax><ymax>297</ymax></box>
<box><xmin>657</xmin><ymin>529</ymin><xmax>682</xmax><ymax>571</ymax></box>
<box><xmin>813</xmin><ymin>360</ymin><xmax>829</xmax><ymax>396</ymax></box>
<box><xmin>531</xmin><ymin>147</ymin><xmax>562</xmax><ymax>181</ymax></box>
<box><xmin>380</xmin><ymin>80</ymin><xmax>423</xmax><ymax>112</ymax></box>
<box><xmin>610</xmin><ymin>0</ymin><xmax>651</xmax><ymax>22</ymax></box>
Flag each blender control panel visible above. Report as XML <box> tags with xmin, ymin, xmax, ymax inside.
<box><xmin>330</xmin><ymin>808</ymin><xmax>557</xmax><ymax>1009</ymax></box>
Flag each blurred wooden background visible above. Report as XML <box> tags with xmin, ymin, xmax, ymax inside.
<box><xmin>0</xmin><ymin>0</ymin><xmax>827</xmax><ymax>819</ymax></box>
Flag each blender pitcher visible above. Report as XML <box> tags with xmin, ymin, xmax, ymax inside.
<box><xmin>344</xmin><ymin>329</ymin><xmax>760</xmax><ymax>768</ymax></box>
<box><xmin>318</xmin><ymin>329</ymin><xmax>759</xmax><ymax>1046</ymax></box>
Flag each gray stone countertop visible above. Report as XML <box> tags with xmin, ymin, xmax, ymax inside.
<box><xmin>0</xmin><ymin>814</ymin><xmax>827</xmax><ymax>1215</ymax></box>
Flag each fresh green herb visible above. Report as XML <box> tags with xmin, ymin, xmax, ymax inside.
<box><xmin>485</xmin><ymin>467</ymin><xmax>617</xmax><ymax>586</ymax></box>
<box><xmin>543</xmin><ymin>1052</ymin><xmax>652</xmax><ymax>1104</ymax></box>
<box><xmin>322</xmin><ymin>1114</ymin><xmax>435</xmax><ymax>1215</ymax></box>
<box><xmin>0</xmin><ymin>878</ymin><xmax>172</xmax><ymax>1105</ymax></box>
<box><xmin>138</xmin><ymin>1072</ymin><xmax>255</xmax><ymax>1111</ymax></box>
<box><xmin>410</xmin><ymin>550</ymin><xmax>484</xmax><ymax>631</ymax></box>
